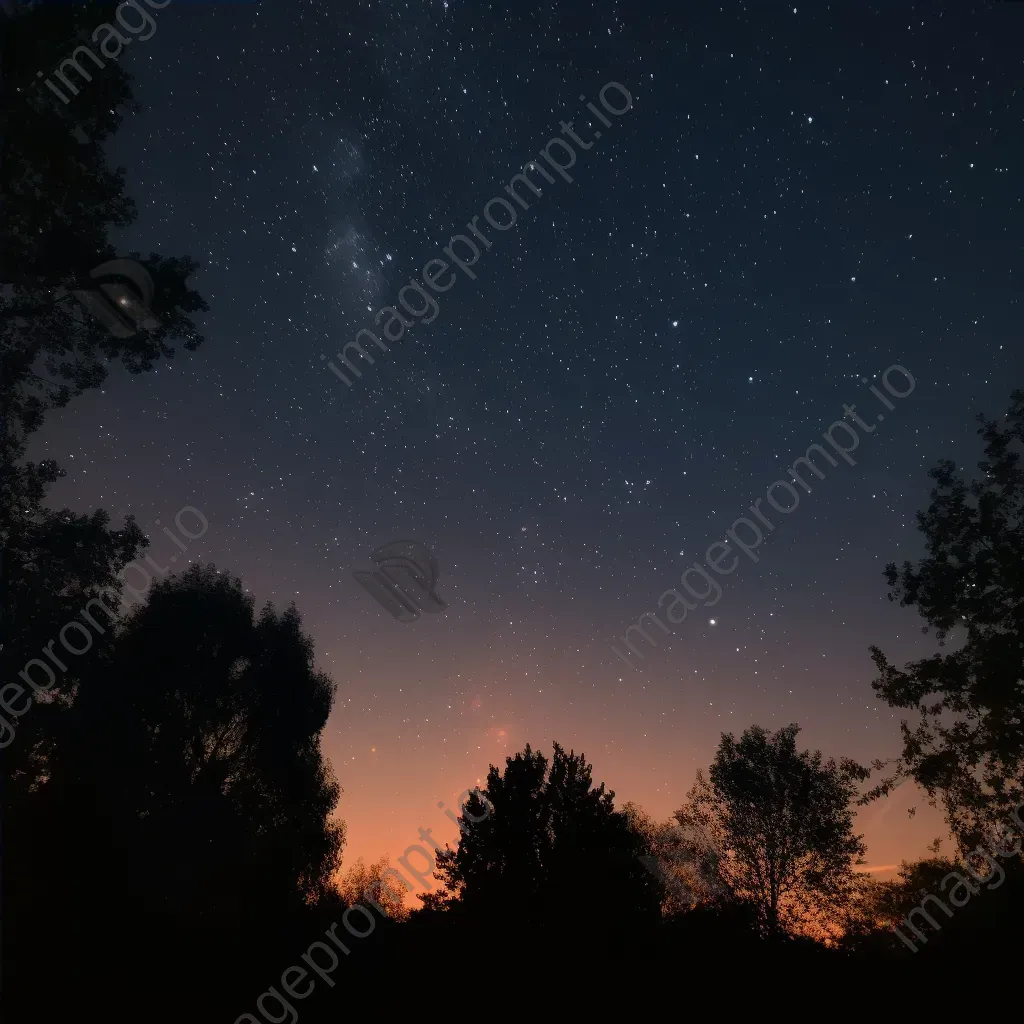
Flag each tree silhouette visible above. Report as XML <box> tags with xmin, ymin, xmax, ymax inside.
<box><xmin>1</xmin><ymin>498</ymin><xmax>143</xmax><ymax>792</ymax></box>
<box><xmin>428</xmin><ymin>742</ymin><xmax>662</xmax><ymax>938</ymax></box>
<box><xmin>868</xmin><ymin>389</ymin><xmax>1024</xmax><ymax>843</ymax></box>
<box><xmin>676</xmin><ymin>724</ymin><xmax>868</xmax><ymax>937</ymax></box>
<box><xmin>1</xmin><ymin>1</ymin><xmax>208</xmax><ymax>450</ymax></box>
<box><xmin>339</xmin><ymin>856</ymin><xmax>409</xmax><ymax>922</ymax></box>
<box><xmin>836</xmin><ymin>873</ymin><xmax>906</xmax><ymax>954</ymax></box>
<box><xmin>12</xmin><ymin>565</ymin><xmax>343</xmax><ymax>945</ymax></box>
<box><xmin>0</xmin><ymin>0</ymin><xmax>208</xmax><ymax>786</ymax></box>
<box><xmin>7</xmin><ymin>565</ymin><xmax>345</xmax><ymax>1020</ymax></box>
<box><xmin>623</xmin><ymin>800</ymin><xmax>729</xmax><ymax>914</ymax></box>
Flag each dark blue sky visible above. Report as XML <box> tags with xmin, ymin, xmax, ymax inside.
<box><xmin>36</xmin><ymin>0</ymin><xmax>1024</xmax><ymax>875</ymax></box>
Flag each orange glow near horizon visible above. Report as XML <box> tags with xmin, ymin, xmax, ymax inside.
<box><xmin>324</xmin><ymin>695</ymin><xmax>951</xmax><ymax>906</ymax></box>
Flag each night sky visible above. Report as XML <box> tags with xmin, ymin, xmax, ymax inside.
<box><xmin>34</xmin><ymin>0</ymin><xmax>1024</xmax><ymax>887</ymax></box>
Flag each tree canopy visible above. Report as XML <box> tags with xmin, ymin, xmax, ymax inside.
<box><xmin>675</xmin><ymin>723</ymin><xmax>868</xmax><ymax>937</ymax></box>
<box><xmin>12</xmin><ymin>565</ymin><xmax>343</xmax><ymax>934</ymax></box>
<box><xmin>0</xmin><ymin>0</ymin><xmax>208</xmax><ymax>789</ymax></box>
<box><xmin>428</xmin><ymin>742</ymin><xmax>663</xmax><ymax>937</ymax></box>
<box><xmin>869</xmin><ymin>390</ymin><xmax>1024</xmax><ymax>843</ymax></box>
<box><xmin>2</xmin><ymin>0</ymin><xmax>208</xmax><ymax>450</ymax></box>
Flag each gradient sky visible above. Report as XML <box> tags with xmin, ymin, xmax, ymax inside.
<box><xmin>32</xmin><ymin>0</ymin><xmax>1024</xmax><ymax>893</ymax></box>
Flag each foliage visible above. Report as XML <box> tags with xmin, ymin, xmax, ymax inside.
<box><xmin>868</xmin><ymin>390</ymin><xmax>1024</xmax><ymax>845</ymax></box>
<box><xmin>15</xmin><ymin>565</ymin><xmax>343</xmax><ymax>927</ymax></box>
<box><xmin>0</xmin><ymin>0</ymin><xmax>208</xmax><ymax>789</ymax></box>
<box><xmin>622</xmin><ymin>800</ymin><xmax>729</xmax><ymax>914</ymax></box>
<box><xmin>2</xmin><ymin>1</ymin><xmax>208</xmax><ymax>454</ymax></box>
<box><xmin>339</xmin><ymin>856</ymin><xmax>409</xmax><ymax>922</ymax></box>
<box><xmin>676</xmin><ymin>723</ymin><xmax>868</xmax><ymax>937</ymax></box>
<box><xmin>427</xmin><ymin>742</ymin><xmax>663</xmax><ymax>933</ymax></box>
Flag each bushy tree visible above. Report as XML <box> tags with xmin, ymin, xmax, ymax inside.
<box><xmin>15</xmin><ymin>565</ymin><xmax>343</xmax><ymax>931</ymax></box>
<box><xmin>339</xmin><ymin>856</ymin><xmax>409</xmax><ymax>922</ymax></box>
<box><xmin>676</xmin><ymin>724</ymin><xmax>868</xmax><ymax>937</ymax></box>
<box><xmin>622</xmin><ymin>801</ymin><xmax>728</xmax><ymax>915</ymax></box>
<box><xmin>834</xmin><ymin>871</ymin><xmax>918</xmax><ymax>955</ymax></box>
<box><xmin>0</xmin><ymin>0</ymin><xmax>207</xmax><ymax>788</ymax></box>
<box><xmin>0</xmin><ymin>498</ymin><xmax>144</xmax><ymax>793</ymax></box>
<box><xmin>869</xmin><ymin>390</ymin><xmax>1024</xmax><ymax>844</ymax></box>
<box><xmin>1</xmin><ymin>1</ymin><xmax>207</xmax><ymax>451</ymax></box>
<box><xmin>428</xmin><ymin>743</ymin><xmax>662</xmax><ymax>935</ymax></box>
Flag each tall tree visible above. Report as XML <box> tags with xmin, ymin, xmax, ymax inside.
<box><xmin>7</xmin><ymin>565</ymin><xmax>345</xmax><ymax>1021</ymax></box>
<box><xmin>1</xmin><ymin>0</ymin><xmax>208</xmax><ymax>453</ymax></box>
<box><xmin>676</xmin><ymin>724</ymin><xmax>868</xmax><ymax>937</ymax></box>
<box><xmin>14</xmin><ymin>564</ymin><xmax>344</xmax><ymax>937</ymax></box>
<box><xmin>0</xmin><ymin>0</ymin><xmax>208</xmax><ymax>786</ymax></box>
<box><xmin>868</xmin><ymin>390</ymin><xmax>1024</xmax><ymax>843</ymax></box>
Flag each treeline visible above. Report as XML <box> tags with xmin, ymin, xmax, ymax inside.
<box><xmin>5</xmin><ymin>3</ymin><xmax>1024</xmax><ymax>1018</ymax></box>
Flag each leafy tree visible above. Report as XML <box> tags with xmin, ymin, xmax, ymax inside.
<box><xmin>431</xmin><ymin>744</ymin><xmax>546</xmax><ymax>916</ymax></box>
<box><xmin>1</xmin><ymin>498</ymin><xmax>144</xmax><ymax>793</ymax></box>
<box><xmin>0</xmin><ymin>0</ymin><xmax>208</xmax><ymax>786</ymax></box>
<box><xmin>3</xmin><ymin>1</ymin><xmax>135</xmax><ymax>281</ymax></box>
<box><xmin>868</xmin><ymin>390</ymin><xmax>1024</xmax><ymax>843</ymax></box>
<box><xmin>835</xmin><ymin>874</ymin><xmax>907</xmax><ymax>954</ymax></box>
<box><xmin>676</xmin><ymin>724</ymin><xmax>868</xmax><ymax>937</ymax></box>
<box><xmin>8</xmin><ymin>565</ymin><xmax>345</xmax><ymax>1021</ymax></box>
<box><xmin>13</xmin><ymin>564</ymin><xmax>344</xmax><ymax>938</ymax></box>
<box><xmin>428</xmin><ymin>742</ymin><xmax>662</xmax><ymax>935</ymax></box>
<box><xmin>339</xmin><ymin>856</ymin><xmax>409</xmax><ymax>922</ymax></box>
<box><xmin>622</xmin><ymin>801</ymin><xmax>728</xmax><ymax>914</ymax></box>
<box><xmin>1</xmin><ymin>0</ymin><xmax>208</xmax><ymax>452</ymax></box>
<box><xmin>1</xmin><ymin>1</ymin><xmax>208</xmax><ymax>486</ymax></box>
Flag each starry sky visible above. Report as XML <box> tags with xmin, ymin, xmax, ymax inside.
<box><xmin>34</xmin><ymin>0</ymin><xmax>1024</xmax><ymax>887</ymax></box>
